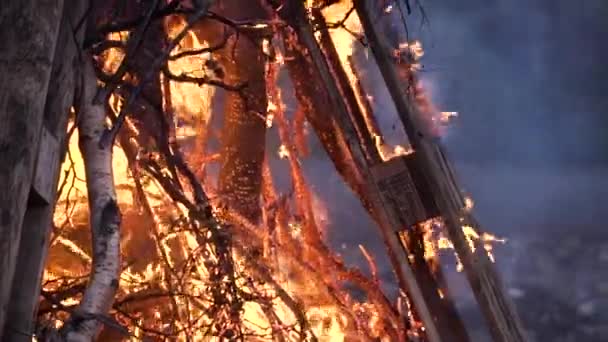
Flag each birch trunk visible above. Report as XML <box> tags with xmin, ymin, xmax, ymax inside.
<box><xmin>59</xmin><ymin>54</ymin><xmax>121</xmax><ymax>342</ymax></box>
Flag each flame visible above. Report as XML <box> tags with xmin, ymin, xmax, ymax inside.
<box><xmin>464</xmin><ymin>196</ymin><xmax>474</xmax><ymax>212</ymax></box>
<box><xmin>377</xmin><ymin>142</ymin><xmax>414</xmax><ymax>162</ymax></box>
<box><xmin>415</xmin><ymin>218</ymin><xmax>506</xmax><ymax>272</ymax></box>
<box><xmin>321</xmin><ymin>2</ymin><xmax>419</xmax><ymax>161</ymax></box>
<box><xmin>278</xmin><ymin>144</ymin><xmax>290</xmax><ymax>159</ymax></box>
<box><xmin>440</xmin><ymin>111</ymin><xmax>458</xmax><ymax>124</ymax></box>
<box><xmin>44</xmin><ymin>5</ymin><xmax>433</xmax><ymax>340</ymax></box>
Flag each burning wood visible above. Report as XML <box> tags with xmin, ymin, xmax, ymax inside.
<box><xmin>0</xmin><ymin>1</ymin><xmax>523</xmax><ymax>341</ymax></box>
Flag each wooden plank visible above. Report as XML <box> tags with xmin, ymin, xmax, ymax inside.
<box><xmin>370</xmin><ymin>155</ymin><xmax>437</xmax><ymax>230</ymax></box>
<box><xmin>277</xmin><ymin>2</ymin><xmax>444</xmax><ymax>341</ymax></box>
<box><xmin>3</xmin><ymin>1</ymin><xmax>88</xmax><ymax>340</ymax></box>
<box><xmin>314</xmin><ymin>10</ymin><xmax>382</xmax><ymax>165</ymax></box>
<box><xmin>352</xmin><ymin>1</ymin><xmax>528</xmax><ymax>341</ymax></box>
<box><xmin>0</xmin><ymin>0</ymin><xmax>65</xmax><ymax>338</ymax></box>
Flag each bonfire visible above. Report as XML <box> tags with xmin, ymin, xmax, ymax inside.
<box><xmin>0</xmin><ymin>1</ymin><xmax>524</xmax><ymax>341</ymax></box>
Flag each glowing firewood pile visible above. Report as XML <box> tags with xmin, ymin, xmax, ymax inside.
<box><xmin>30</xmin><ymin>0</ymin><xmax>527</xmax><ymax>341</ymax></box>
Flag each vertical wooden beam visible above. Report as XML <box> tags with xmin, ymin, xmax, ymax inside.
<box><xmin>0</xmin><ymin>0</ymin><xmax>65</xmax><ymax>338</ymax></box>
<box><xmin>2</xmin><ymin>1</ymin><xmax>89</xmax><ymax>340</ymax></box>
<box><xmin>352</xmin><ymin>1</ymin><xmax>528</xmax><ymax>341</ymax></box>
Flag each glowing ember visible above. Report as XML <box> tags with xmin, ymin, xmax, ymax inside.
<box><xmin>278</xmin><ymin>144</ymin><xmax>290</xmax><ymax>159</ymax></box>
<box><xmin>265</xmin><ymin>113</ymin><xmax>274</xmax><ymax>128</ymax></box>
<box><xmin>377</xmin><ymin>142</ymin><xmax>414</xmax><ymax>162</ymax></box>
<box><xmin>464</xmin><ymin>196</ymin><xmax>475</xmax><ymax>212</ymax></box>
<box><xmin>415</xmin><ymin>219</ymin><xmax>506</xmax><ymax>272</ymax></box>
<box><xmin>440</xmin><ymin>111</ymin><xmax>458</xmax><ymax>124</ymax></box>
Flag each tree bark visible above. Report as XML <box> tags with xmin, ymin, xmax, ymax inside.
<box><xmin>59</xmin><ymin>55</ymin><xmax>122</xmax><ymax>342</ymax></box>
<box><xmin>3</xmin><ymin>1</ymin><xmax>89</xmax><ymax>340</ymax></box>
<box><xmin>0</xmin><ymin>0</ymin><xmax>65</xmax><ymax>338</ymax></box>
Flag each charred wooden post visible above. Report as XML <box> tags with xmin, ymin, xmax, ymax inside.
<box><xmin>0</xmin><ymin>0</ymin><xmax>65</xmax><ymax>338</ymax></box>
<box><xmin>314</xmin><ymin>10</ymin><xmax>470</xmax><ymax>342</ymax></box>
<box><xmin>353</xmin><ymin>1</ymin><xmax>528</xmax><ymax>341</ymax></box>
<box><xmin>2</xmin><ymin>1</ymin><xmax>90</xmax><ymax>340</ymax></box>
<box><xmin>346</xmin><ymin>55</ymin><xmax>386</xmax><ymax>154</ymax></box>
<box><xmin>274</xmin><ymin>2</ymin><xmax>444</xmax><ymax>341</ymax></box>
<box><xmin>313</xmin><ymin>11</ymin><xmax>381</xmax><ymax>165</ymax></box>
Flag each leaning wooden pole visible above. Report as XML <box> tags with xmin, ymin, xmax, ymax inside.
<box><xmin>313</xmin><ymin>10</ymin><xmax>471</xmax><ymax>342</ymax></box>
<box><xmin>0</xmin><ymin>0</ymin><xmax>65</xmax><ymax>338</ymax></box>
<box><xmin>353</xmin><ymin>1</ymin><xmax>528</xmax><ymax>341</ymax></box>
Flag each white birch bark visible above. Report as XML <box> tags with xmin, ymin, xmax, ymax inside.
<box><xmin>60</xmin><ymin>54</ymin><xmax>121</xmax><ymax>342</ymax></box>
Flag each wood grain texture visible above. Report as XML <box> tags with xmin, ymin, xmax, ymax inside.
<box><xmin>4</xmin><ymin>1</ymin><xmax>88</xmax><ymax>339</ymax></box>
<box><xmin>353</xmin><ymin>1</ymin><xmax>528</xmax><ymax>340</ymax></box>
<box><xmin>277</xmin><ymin>2</ymin><xmax>445</xmax><ymax>341</ymax></box>
<box><xmin>0</xmin><ymin>0</ymin><xmax>64</xmax><ymax>337</ymax></box>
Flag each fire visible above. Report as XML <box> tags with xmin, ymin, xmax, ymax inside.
<box><xmin>415</xmin><ymin>218</ymin><xmax>506</xmax><ymax>272</ymax></box>
<box><xmin>321</xmin><ymin>1</ymin><xmax>416</xmax><ymax>162</ymax></box>
<box><xmin>464</xmin><ymin>196</ymin><xmax>475</xmax><ymax>212</ymax></box>
<box><xmin>377</xmin><ymin>142</ymin><xmax>414</xmax><ymax>162</ymax></box>
<box><xmin>440</xmin><ymin>111</ymin><xmax>458</xmax><ymax>124</ymax></box>
<box><xmin>38</xmin><ymin>3</ymin><xmax>499</xmax><ymax>340</ymax></box>
<box><xmin>278</xmin><ymin>144</ymin><xmax>290</xmax><ymax>158</ymax></box>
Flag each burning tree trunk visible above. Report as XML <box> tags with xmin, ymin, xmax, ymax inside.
<box><xmin>214</xmin><ymin>0</ymin><xmax>269</xmax><ymax>223</ymax></box>
<box><xmin>59</xmin><ymin>55</ymin><xmax>122</xmax><ymax>342</ymax></box>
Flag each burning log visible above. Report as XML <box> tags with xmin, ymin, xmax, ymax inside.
<box><xmin>58</xmin><ymin>54</ymin><xmax>122</xmax><ymax>341</ymax></box>
<box><xmin>352</xmin><ymin>0</ymin><xmax>528</xmax><ymax>341</ymax></box>
<box><xmin>313</xmin><ymin>10</ymin><xmax>382</xmax><ymax>166</ymax></box>
<box><xmin>211</xmin><ymin>0</ymin><xmax>269</xmax><ymax>224</ymax></box>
